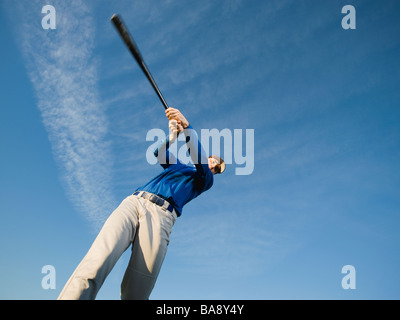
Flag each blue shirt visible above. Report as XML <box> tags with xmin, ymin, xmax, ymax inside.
<box><xmin>136</xmin><ymin>125</ymin><xmax>213</xmax><ymax>216</ymax></box>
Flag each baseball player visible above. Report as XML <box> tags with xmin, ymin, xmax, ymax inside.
<box><xmin>58</xmin><ymin>107</ymin><xmax>225</xmax><ymax>300</ymax></box>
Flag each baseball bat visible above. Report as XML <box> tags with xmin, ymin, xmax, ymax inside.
<box><xmin>111</xmin><ymin>14</ymin><xmax>169</xmax><ymax>110</ymax></box>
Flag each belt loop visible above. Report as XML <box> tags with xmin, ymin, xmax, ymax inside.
<box><xmin>134</xmin><ymin>191</ymin><xmax>175</xmax><ymax>216</ymax></box>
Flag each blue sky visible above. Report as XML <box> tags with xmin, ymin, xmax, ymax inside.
<box><xmin>1</xmin><ymin>0</ymin><xmax>399</xmax><ymax>299</ymax></box>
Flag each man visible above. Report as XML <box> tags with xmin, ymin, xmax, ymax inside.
<box><xmin>58</xmin><ymin>107</ymin><xmax>225</xmax><ymax>300</ymax></box>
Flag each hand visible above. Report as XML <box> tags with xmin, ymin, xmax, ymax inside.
<box><xmin>165</xmin><ymin>107</ymin><xmax>189</xmax><ymax>128</ymax></box>
<box><xmin>168</xmin><ymin>119</ymin><xmax>183</xmax><ymax>142</ymax></box>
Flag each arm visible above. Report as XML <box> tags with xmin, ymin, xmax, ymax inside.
<box><xmin>183</xmin><ymin>125</ymin><xmax>208</xmax><ymax>167</ymax></box>
<box><xmin>166</xmin><ymin>108</ymin><xmax>212</xmax><ymax>178</ymax></box>
<box><xmin>153</xmin><ymin>120</ymin><xmax>182</xmax><ymax>168</ymax></box>
<box><xmin>183</xmin><ymin>124</ymin><xmax>213</xmax><ymax>190</ymax></box>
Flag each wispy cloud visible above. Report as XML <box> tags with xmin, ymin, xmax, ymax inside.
<box><xmin>10</xmin><ymin>0</ymin><xmax>116</xmax><ymax>229</ymax></box>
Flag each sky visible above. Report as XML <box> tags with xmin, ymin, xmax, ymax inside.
<box><xmin>0</xmin><ymin>0</ymin><xmax>399</xmax><ymax>300</ymax></box>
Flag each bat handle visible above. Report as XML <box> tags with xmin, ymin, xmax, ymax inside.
<box><xmin>141</xmin><ymin>63</ymin><xmax>169</xmax><ymax>110</ymax></box>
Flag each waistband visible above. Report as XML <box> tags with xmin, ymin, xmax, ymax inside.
<box><xmin>133</xmin><ymin>191</ymin><xmax>176</xmax><ymax>218</ymax></box>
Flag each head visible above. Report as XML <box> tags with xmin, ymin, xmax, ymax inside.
<box><xmin>208</xmin><ymin>155</ymin><xmax>225</xmax><ymax>175</ymax></box>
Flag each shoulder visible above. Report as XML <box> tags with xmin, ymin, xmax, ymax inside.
<box><xmin>204</xmin><ymin>170</ymin><xmax>214</xmax><ymax>191</ymax></box>
<box><xmin>195</xmin><ymin>167</ymin><xmax>213</xmax><ymax>192</ymax></box>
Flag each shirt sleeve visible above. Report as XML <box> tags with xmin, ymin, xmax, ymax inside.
<box><xmin>153</xmin><ymin>135</ymin><xmax>178</xmax><ymax>169</ymax></box>
<box><xmin>183</xmin><ymin>125</ymin><xmax>213</xmax><ymax>191</ymax></box>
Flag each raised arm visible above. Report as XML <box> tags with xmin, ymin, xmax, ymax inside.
<box><xmin>153</xmin><ymin>120</ymin><xmax>182</xmax><ymax>168</ymax></box>
<box><xmin>166</xmin><ymin>108</ymin><xmax>212</xmax><ymax>186</ymax></box>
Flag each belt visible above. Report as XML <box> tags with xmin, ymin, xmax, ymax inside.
<box><xmin>133</xmin><ymin>191</ymin><xmax>174</xmax><ymax>214</ymax></box>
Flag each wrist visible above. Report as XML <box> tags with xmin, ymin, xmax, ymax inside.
<box><xmin>181</xmin><ymin>117</ymin><xmax>189</xmax><ymax>128</ymax></box>
<box><xmin>169</xmin><ymin>132</ymin><xmax>179</xmax><ymax>142</ymax></box>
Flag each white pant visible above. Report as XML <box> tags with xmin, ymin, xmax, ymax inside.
<box><xmin>57</xmin><ymin>194</ymin><xmax>176</xmax><ymax>300</ymax></box>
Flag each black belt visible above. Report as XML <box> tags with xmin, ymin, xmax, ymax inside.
<box><xmin>133</xmin><ymin>191</ymin><xmax>174</xmax><ymax>214</ymax></box>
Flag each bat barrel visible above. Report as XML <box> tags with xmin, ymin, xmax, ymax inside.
<box><xmin>111</xmin><ymin>14</ymin><xmax>169</xmax><ymax>110</ymax></box>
